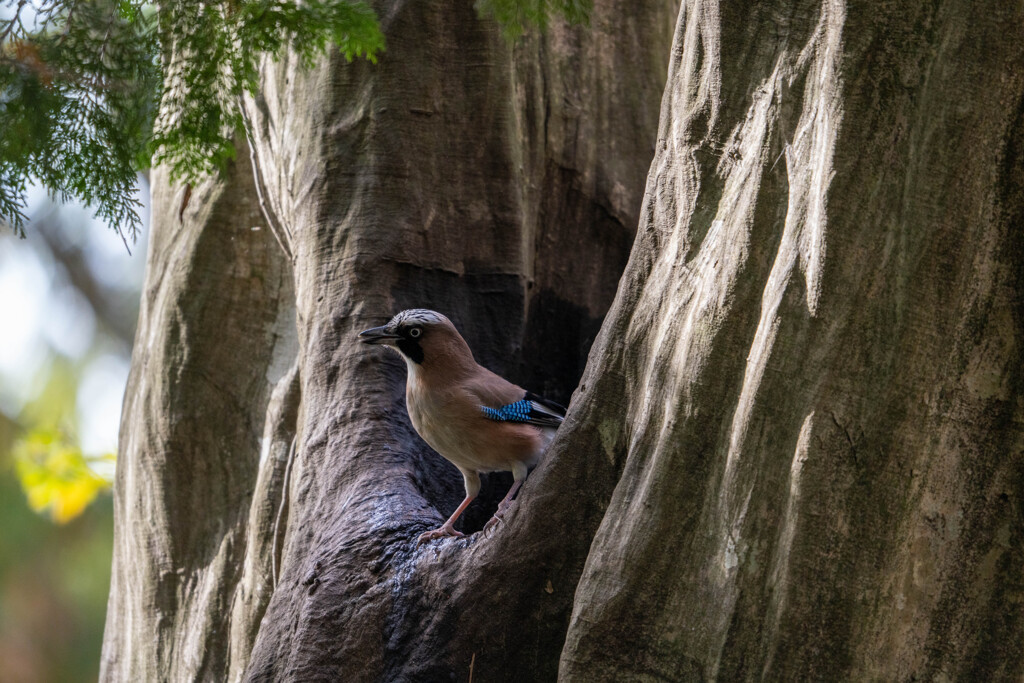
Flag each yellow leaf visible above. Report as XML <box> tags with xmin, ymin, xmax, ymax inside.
<box><xmin>12</xmin><ymin>428</ymin><xmax>112</xmax><ymax>524</ymax></box>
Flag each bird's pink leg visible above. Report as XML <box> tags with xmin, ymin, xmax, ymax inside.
<box><xmin>418</xmin><ymin>469</ymin><xmax>481</xmax><ymax>545</ymax></box>
<box><xmin>417</xmin><ymin>494</ymin><xmax>475</xmax><ymax>545</ymax></box>
<box><xmin>484</xmin><ymin>476</ymin><xmax>524</xmax><ymax>532</ymax></box>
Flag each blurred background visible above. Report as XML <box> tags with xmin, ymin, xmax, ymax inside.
<box><xmin>0</xmin><ymin>181</ymin><xmax>148</xmax><ymax>682</ymax></box>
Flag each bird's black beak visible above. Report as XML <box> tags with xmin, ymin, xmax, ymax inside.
<box><xmin>359</xmin><ymin>326</ymin><xmax>401</xmax><ymax>345</ymax></box>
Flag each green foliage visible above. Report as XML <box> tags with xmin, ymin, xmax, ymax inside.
<box><xmin>1</xmin><ymin>0</ymin><xmax>160</xmax><ymax>242</ymax></box>
<box><xmin>151</xmin><ymin>0</ymin><xmax>383</xmax><ymax>182</ymax></box>
<box><xmin>0</xmin><ymin>0</ymin><xmax>384</xmax><ymax>241</ymax></box>
<box><xmin>0</xmin><ymin>0</ymin><xmax>588</xmax><ymax>242</ymax></box>
<box><xmin>475</xmin><ymin>0</ymin><xmax>591</xmax><ymax>39</ymax></box>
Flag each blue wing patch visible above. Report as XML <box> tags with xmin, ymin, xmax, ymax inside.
<box><xmin>481</xmin><ymin>400</ymin><xmax>534</xmax><ymax>422</ymax></box>
<box><xmin>480</xmin><ymin>398</ymin><xmax>564</xmax><ymax>428</ymax></box>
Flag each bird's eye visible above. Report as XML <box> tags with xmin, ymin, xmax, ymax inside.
<box><xmin>409</xmin><ymin>327</ymin><xmax>422</xmax><ymax>339</ymax></box>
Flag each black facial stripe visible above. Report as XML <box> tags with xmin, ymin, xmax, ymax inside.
<box><xmin>397</xmin><ymin>337</ymin><xmax>424</xmax><ymax>364</ymax></box>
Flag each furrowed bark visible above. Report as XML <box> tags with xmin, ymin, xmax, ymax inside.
<box><xmin>240</xmin><ymin>3</ymin><xmax>678</xmax><ymax>680</ymax></box>
<box><xmin>102</xmin><ymin>1</ymin><xmax>676</xmax><ymax>681</ymax></box>
<box><xmin>102</xmin><ymin>0</ymin><xmax>1024</xmax><ymax>680</ymax></box>
<box><xmin>100</xmin><ymin>143</ymin><xmax>297</xmax><ymax>681</ymax></box>
<box><xmin>560</xmin><ymin>0</ymin><xmax>1024</xmax><ymax>679</ymax></box>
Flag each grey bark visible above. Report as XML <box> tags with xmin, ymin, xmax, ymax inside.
<box><xmin>102</xmin><ymin>1</ymin><xmax>676</xmax><ymax>680</ymax></box>
<box><xmin>237</xmin><ymin>2</ymin><xmax>678</xmax><ymax>680</ymax></box>
<box><xmin>100</xmin><ymin>148</ymin><xmax>298</xmax><ymax>680</ymax></box>
<box><xmin>102</xmin><ymin>0</ymin><xmax>1024</xmax><ymax>681</ymax></box>
<box><xmin>561</xmin><ymin>0</ymin><xmax>1024</xmax><ymax>679</ymax></box>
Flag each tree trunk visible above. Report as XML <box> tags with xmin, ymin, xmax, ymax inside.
<box><xmin>102</xmin><ymin>0</ymin><xmax>1024</xmax><ymax>681</ymax></box>
<box><xmin>101</xmin><ymin>1</ymin><xmax>677</xmax><ymax>680</ymax></box>
<box><xmin>560</xmin><ymin>0</ymin><xmax>1024</xmax><ymax>679</ymax></box>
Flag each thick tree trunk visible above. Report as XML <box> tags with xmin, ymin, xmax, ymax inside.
<box><xmin>100</xmin><ymin>146</ymin><xmax>298</xmax><ymax>680</ymax></box>
<box><xmin>560</xmin><ymin>0</ymin><xmax>1024</xmax><ymax>679</ymax></box>
<box><xmin>102</xmin><ymin>0</ymin><xmax>1024</xmax><ymax>681</ymax></box>
<box><xmin>101</xmin><ymin>1</ymin><xmax>676</xmax><ymax>680</ymax></box>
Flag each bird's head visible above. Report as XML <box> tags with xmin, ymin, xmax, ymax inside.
<box><xmin>358</xmin><ymin>309</ymin><xmax>469</xmax><ymax>367</ymax></box>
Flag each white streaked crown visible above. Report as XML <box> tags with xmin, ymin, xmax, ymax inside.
<box><xmin>389</xmin><ymin>309</ymin><xmax>450</xmax><ymax>328</ymax></box>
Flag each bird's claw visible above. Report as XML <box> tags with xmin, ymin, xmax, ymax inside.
<box><xmin>483</xmin><ymin>514</ymin><xmax>503</xmax><ymax>532</ymax></box>
<box><xmin>417</xmin><ymin>524</ymin><xmax>465</xmax><ymax>546</ymax></box>
<box><xmin>484</xmin><ymin>503</ymin><xmax>513</xmax><ymax>533</ymax></box>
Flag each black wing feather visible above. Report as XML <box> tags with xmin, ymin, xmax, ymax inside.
<box><xmin>524</xmin><ymin>391</ymin><xmax>566</xmax><ymax>417</ymax></box>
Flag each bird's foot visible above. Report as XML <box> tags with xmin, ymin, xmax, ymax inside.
<box><xmin>483</xmin><ymin>502</ymin><xmax>515</xmax><ymax>533</ymax></box>
<box><xmin>417</xmin><ymin>523</ymin><xmax>465</xmax><ymax>546</ymax></box>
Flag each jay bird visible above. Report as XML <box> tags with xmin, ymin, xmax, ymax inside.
<box><xmin>359</xmin><ymin>309</ymin><xmax>564</xmax><ymax>544</ymax></box>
